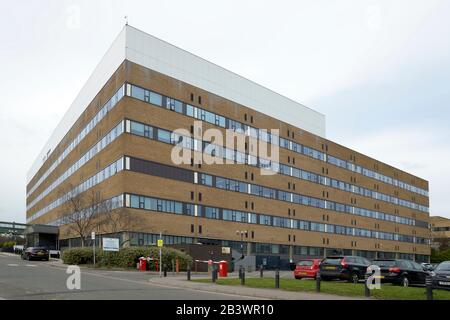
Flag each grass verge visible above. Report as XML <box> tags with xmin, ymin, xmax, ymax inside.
<box><xmin>194</xmin><ymin>278</ymin><xmax>450</xmax><ymax>300</ymax></box>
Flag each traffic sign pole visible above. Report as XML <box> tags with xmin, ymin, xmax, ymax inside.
<box><xmin>91</xmin><ymin>231</ymin><xmax>96</xmax><ymax>268</ymax></box>
<box><xmin>159</xmin><ymin>232</ymin><xmax>162</xmax><ymax>278</ymax></box>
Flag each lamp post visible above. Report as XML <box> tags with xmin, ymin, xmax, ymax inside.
<box><xmin>236</xmin><ymin>230</ymin><xmax>248</xmax><ymax>260</ymax></box>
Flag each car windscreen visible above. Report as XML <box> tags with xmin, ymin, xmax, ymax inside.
<box><xmin>436</xmin><ymin>262</ymin><xmax>450</xmax><ymax>272</ymax></box>
<box><xmin>324</xmin><ymin>258</ymin><xmax>342</xmax><ymax>265</ymax></box>
<box><xmin>297</xmin><ymin>260</ymin><xmax>313</xmax><ymax>266</ymax></box>
<box><xmin>373</xmin><ymin>260</ymin><xmax>396</xmax><ymax>267</ymax></box>
<box><xmin>32</xmin><ymin>248</ymin><xmax>47</xmax><ymax>252</ymax></box>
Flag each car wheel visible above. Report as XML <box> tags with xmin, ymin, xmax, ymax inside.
<box><xmin>401</xmin><ymin>276</ymin><xmax>409</xmax><ymax>287</ymax></box>
<box><xmin>349</xmin><ymin>272</ymin><xmax>359</xmax><ymax>284</ymax></box>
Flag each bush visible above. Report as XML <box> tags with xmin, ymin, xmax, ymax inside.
<box><xmin>61</xmin><ymin>246</ymin><xmax>193</xmax><ymax>270</ymax></box>
<box><xmin>61</xmin><ymin>247</ymin><xmax>96</xmax><ymax>265</ymax></box>
<box><xmin>0</xmin><ymin>241</ymin><xmax>16</xmax><ymax>250</ymax></box>
<box><xmin>431</xmin><ymin>248</ymin><xmax>450</xmax><ymax>263</ymax></box>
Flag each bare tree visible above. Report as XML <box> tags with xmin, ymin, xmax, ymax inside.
<box><xmin>99</xmin><ymin>205</ymin><xmax>144</xmax><ymax>247</ymax></box>
<box><xmin>437</xmin><ymin>238</ymin><xmax>450</xmax><ymax>251</ymax></box>
<box><xmin>60</xmin><ymin>187</ymin><xmax>102</xmax><ymax>247</ymax></box>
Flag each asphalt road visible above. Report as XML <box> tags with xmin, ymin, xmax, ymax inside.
<box><xmin>0</xmin><ymin>253</ymin><xmax>248</xmax><ymax>300</ymax></box>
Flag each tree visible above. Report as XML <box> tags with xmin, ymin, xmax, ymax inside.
<box><xmin>436</xmin><ymin>238</ymin><xmax>450</xmax><ymax>251</ymax></box>
<box><xmin>98</xmin><ymin>206</ymin><xmax>144</xmax><ymax>247</ymax></box>
<box><xmin>60</xmin><ymin>187</ymin><xmax>103</xmax><ymax>247</ymax></box>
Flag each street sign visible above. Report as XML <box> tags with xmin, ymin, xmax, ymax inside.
<box><xmin>103</xmin><ymin>238</ymin><xmax>120</xmax><ymax>252</ymax></box>
<box><xmin>157</xmin><ymin>239</ymin><xmax>163</xmax><ymax>247</ymax></box>
<box><xmin>91</xmin><ymin>231</ymin><xmax>95</xmax><ymax>240</ymax></box>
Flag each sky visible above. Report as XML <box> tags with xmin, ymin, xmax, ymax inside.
<box><xmin>0</xmin><ymin>0</ymin><xmax>449</xmax><ymax>223</ymax></box>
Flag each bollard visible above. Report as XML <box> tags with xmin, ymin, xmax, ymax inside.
<box><xmin>187</xmin><ymin>265</ymin><xmax>191</xmax><ymax>281</ymax></box>
<box><xmin>426</xmin><ymin>276</ymin><xmax>433</xmax><ymax>301</ymax></box>
<box><xmin>238</xmin><ymin>266</ymin><xmax>242</xmax><ymax>279</ymax></box>
<box><xmin>212</xmin><ymin>268</ymin><xmax>217</xmax><ymax>283</ymax></box>
<box><xmin>241</xmin><ymin>267</ymin><xmax>245</xmax><ymax>285</ymax></box>
<box><xmin>275</xmin><ymin>269</ymin><xmax>280</xmax><ymax>289</ymax></box>
<box><xmin>364</xmin><ymin>273</ymin><xmax>371</xmax><ymax>298</ymax></box>
<box><xmin>316</xmin><ymin>271</ymin><xmax>321</xmax><ymax>293</ymax></box>
<box><xmin>260</xmin><ymin>264</ymin><xmax>264</xmax><ymax>278</ymax></box>
<box><xmin>164</xmin><ymin>267</ymin><xmax>167</xmax><ymax>277</ymax></box>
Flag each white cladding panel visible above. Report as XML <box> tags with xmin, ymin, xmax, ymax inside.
<box><xmin>125</xmin><ymin>26</ymin><xmax>325</xmax><ymax>138</ymax></box>
<box><xmin>28</xmin><ymin>25</ymin><xmax>325</xmax><ymax>184</ymax></box>
<box><xmin>27</xmin><ymin>27</ymin><xmax>127</xmax><ymax>183</ymax></box>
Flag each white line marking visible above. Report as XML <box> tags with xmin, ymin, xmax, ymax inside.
<box><xmin>26</xmin><ymin>264</ymin><xmax>37</xmax><ymax>267</ymax></box>
<box><xmin>7</xmin><ymin>264</ymin><xmax>18</xmax><ymax>267</ymax></box>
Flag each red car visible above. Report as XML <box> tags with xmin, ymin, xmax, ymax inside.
<box><xmin>294</xmin><ymin>259</ymin><xmax>322</xmax><ymax>279</ymax></box>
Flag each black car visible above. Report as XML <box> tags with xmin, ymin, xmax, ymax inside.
<box><xmin>22</xmin><ymin>247</ymin><xmax>49</xmax><ymax>261</ymax></box>
<box><xmin>319</xmin><ymin>256</ymin><xmax>371</xmax><ymax>283</ymax></box>
<box><xmin>431</xmin><ymin>261</ymin><xmax>450</xmax><ymax>290</ymax></box>
<box><xmin>372</xmin><ymin>259</ymin><xmax>429</xmax><ymax>287</ymax></box>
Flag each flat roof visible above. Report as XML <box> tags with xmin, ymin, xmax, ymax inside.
<box><xmin>27</xmin><ymin>25</ymin><xmax>326</xmax><ymax>183</ymax></box>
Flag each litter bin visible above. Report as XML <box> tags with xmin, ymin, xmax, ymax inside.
<box><xmin>218</xmin><ymin>260</ymin><xmax>228</xmax><ymax>277</ymax></box>
<box><xmin>139</xmin><ymin>257</ymin><xmax>147</xmax><ymax>271</ymax></box>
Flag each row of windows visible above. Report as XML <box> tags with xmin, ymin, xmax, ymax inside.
<box><xmin>27</xmin><ymin>157</ymin><xmax>124</xmax><ymax>223</ymax></box>
<box><xmin>126</xmin><ymin>119</ymin><xmax>427</xmax><ymax>227</ymax></box>
<box><xmin>125</xmin><ymin>193</ymin><xmax>427</xmax><ymax>244</ymax></box>
<box><xmin>199</xmin><ymin>172</ymin><xmax>428</xmax><ymax>231</ymax></box>
<box><xmin>27</xmin><ymin>121</ymin><xmax>124</xmax><ymax>210</ymax></box>
<box><xmin>127</xmin><ymin>83</ymin><xmax>428</xmax><ymax>198</ymax></box>
<box><xmin>27</xmin><ymin>85</ymin><xmax>125</xmax><ymax>198</ymax></box>
<box><xmin>432</xmin><ymin>226</ymin><xmax>450</xmax><ymax>232</ymax></box>
<box><xmin>48</xmin><ymin>195</ymin><xmax>124</xmax><ymax>227</ymax></box>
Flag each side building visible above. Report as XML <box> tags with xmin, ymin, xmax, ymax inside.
<box><xmin>430</xmin><ymin>216</ymin><xmax>450</xmax><ymax>250</ymax></box>
<box><xmin>26</xmin><ymin>25</ymin><xmax>430</xmax><ymax>265</ymax></box>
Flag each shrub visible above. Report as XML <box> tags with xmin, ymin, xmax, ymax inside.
<box><xmin>431</xmin><ymin>248</ymin><xmax>450</xmax><ymax>263</ymax></box>
<box><xmin>61</xmin><ymin>247</ymin><xmax>95</xmax><ymax>265</ymax></box>
<box><xmin>1</xmin><ymin>241</ymin><xmax>16</xmax><ymax>249</ymax></box>
<box><xmin>61</xmin><ymin>246</ymin><xmax>193</xmax><ymax>270</ymax></box>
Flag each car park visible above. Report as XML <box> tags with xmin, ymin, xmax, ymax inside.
<box><xmin>430</xmin><ymin>261</ymin><xmax>450</xmax><ymax>290</ymax></box>
<box><xmin>371</xmin><ymin>259</ymin><xmax>429</xmax><ymax>287</ymax></box>
<box><xmin>319</xmin><ymin>256</ymin><xmax>371</xmax><ymax>283</ymax></box>
<box><xmin>21</xmin><ymin>247</ymin><xmax>50</xmax><ymax>261</ymax></box>
<box><xmin>293</xmin><ymin>259</ymin><xmax>321</xmax><ymax>280</ymax></box>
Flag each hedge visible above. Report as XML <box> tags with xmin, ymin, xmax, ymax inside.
<box><xmin>61</xmin><ymin>246</ymin><xmax>193</xmax><ymax>270</ymax></box>
<box><xmin>431</xmin><ymin>248</ymin><xmax>450</xmax><ymax>263</ymax></box>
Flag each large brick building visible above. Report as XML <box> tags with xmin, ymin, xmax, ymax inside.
<box><xmin>26</xmin><ymin>25</ymin><xmax>430</xmax><ymax>265</ymax></box>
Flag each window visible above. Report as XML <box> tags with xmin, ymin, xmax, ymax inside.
<box><xmin>157</xmin><ymin>129</ymin><xmax>171</xmax><ymax>143</ymax></box>
<box><xmin>200</xmin><ymin>174</ymin><xmax>213</xmax><ymax>186</ymax></box>
<box><xmin>149</xmin><ymin>92</ymin><xmax>162</xmax><ymax>106</ymax></box>
<box><xmin>131</xmin><ymin>86</ymin><xmax>145</xmax><ymax>100</ymax></box>
<box><xmin>205</xmin><ymin>207</ymin><xmax>219</xmax><ymax>219</ymax></box>
<box><xmin>259</xmin><ymin>215</ymin><xmax>271</xmax><ymax>226</ymax></box>
<box><xmin>130</xmin><ymin>122</ymin><xmax>145</xmax><ymax>136</ymax></box>
<box><xmin>186</xmin><ymin>104</ymin><xmax>195</xmax><ymax>117</ymax></box>
<box><xmin>166</xmin><ymin>98</ymin><xmax>182</xmax><ymax>113</ymax></box>
<box><xmin>130</xmin><ymin>195</ymin><xmax>139</xmax><ymax>208</ymax></box>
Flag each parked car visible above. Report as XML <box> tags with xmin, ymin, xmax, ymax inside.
<box><xmin>294</xmin><ymin>259</ymin><xmax>321</xmax><ymax>280</ymax></box>
<box><xmin>21</xmin><ymin>247</ymin><xmax>49</xmax><ymax>261</ymax></box>
<box><xmin>430</xmin><ymin>261</ymin><xmax>450</xmax><ymax>290</ymax></box>
<box><xmin>319</xmin><ymin>256</ymin><xmax>371</xmax><ymax>283</ymax></box>
<box><xmin>371</xmin><ymin>259</ymin><xmax>429</xmax><ymax>287</ymax></box>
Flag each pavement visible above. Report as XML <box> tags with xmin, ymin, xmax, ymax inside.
<box><xmin>0</xmin><ymin>252</ymin><xmax>365</xmax><ymax>300</ymax></box>
<box><xmin>148</xmin><ymin>277</ymin><xmax>365</xmax><ymax>300</ymax></box>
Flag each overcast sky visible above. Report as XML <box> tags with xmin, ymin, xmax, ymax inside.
<box><xmin>1</xmin><ymin>0</ymin><xmax>449</xmax><ymax>223</ymax></box>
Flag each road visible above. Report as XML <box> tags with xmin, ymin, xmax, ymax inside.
<box><xmin>0</xmin><ymin>253</ymin><xmax>251</xmax><ymax>300</ymax></box>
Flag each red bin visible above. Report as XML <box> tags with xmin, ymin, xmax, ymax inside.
<box><xmin>139</xmin><ymin>257</ymin><xmax>147</xmax><ymax>271</ymax></box>
<box><xmin>218</xmin><ymin>260</ymin><xmax>228</xmax><ymax>277</ymax></box>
